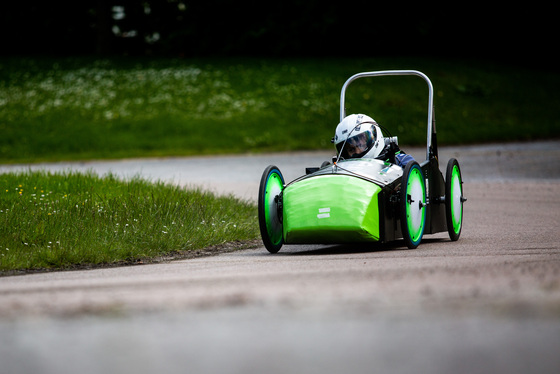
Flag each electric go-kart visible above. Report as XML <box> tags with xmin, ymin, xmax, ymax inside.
<box><xmin>258</xmin><ymin>70</ymin><xmax>466</xmax><ymax>253</ymax></box>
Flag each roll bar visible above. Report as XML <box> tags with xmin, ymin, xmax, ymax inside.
<box><xmin>339</xmin><ymin>70</ymin><xmax>436</xmax><ymax>160</ymax></box>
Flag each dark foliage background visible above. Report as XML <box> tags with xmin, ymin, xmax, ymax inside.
<box><xmin>2</xmin><ymin>1</ymin><xmax>555</xmax><ymax>65</ymax></box>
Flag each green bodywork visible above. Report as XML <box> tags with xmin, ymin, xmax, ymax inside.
<box><xmin>282</xmin><ymin>175</ymin><xmax>381</xmax><ymax>243</ymax></box>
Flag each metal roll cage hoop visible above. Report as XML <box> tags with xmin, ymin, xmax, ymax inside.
<box><xmin>339</xmin><ymin>70</ymin><xmax>437</xmax><ymax>161</ymax></box>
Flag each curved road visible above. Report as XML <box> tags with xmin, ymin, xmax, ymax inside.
<box><xmin>1</xmin><ymin>141</ymin><xmax>559</xmax><ymax>374</ymax></box>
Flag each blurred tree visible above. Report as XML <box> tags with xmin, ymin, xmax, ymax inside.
<box><xmin>1</xmin><ymin>2</ymin><xmax>96</xmax><ymax>55</ymax></box>
<box><xmin>0</xmin><ymin>0</ymin><xmax>555</xmax><ymax>66</ymax></box>
<box><xmin>95</xmin><ymin>0</ymin><xmax>113</xmax><ymax>55</ymax></box>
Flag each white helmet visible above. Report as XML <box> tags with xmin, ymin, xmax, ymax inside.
<box><xmin>333</xmin><ymin>114</ymin><xmax>384</xmax><ymax>159</ymax></box>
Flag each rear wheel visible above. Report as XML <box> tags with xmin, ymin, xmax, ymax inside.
<box><xmin>445</xmin><ymin>158</ymin><xmax>464</xmax><ymax>241</ymax></box>
<box><xmin>400</xmin><ymin>161</ymin><xmax>426</xmax><ymax>249</ymax></box>
<box><xmin>258</xmin><ymin>165</ymin><xmax>285</xmax><ymax>253</ymax></box>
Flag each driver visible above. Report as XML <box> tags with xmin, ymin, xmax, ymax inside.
<box><xmin>333</xmin><ymin>113</ymin><xmax>414</xmax><ymax>167</ymax></box>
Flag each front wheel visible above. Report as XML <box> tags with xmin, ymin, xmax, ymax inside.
<box><xmin>400</xmin><ymin>161</ymin><xmax>426</xmax><ymax>249</ymax></box>
<box><xmin>445</xmin><ymin>158</ymin><xmax>465</xmax><ymax>241</ymax></box>
<box><xmin>258</xmin><ymin>165</ymin><xmax>285</xmax><ymax>253</ymax></box>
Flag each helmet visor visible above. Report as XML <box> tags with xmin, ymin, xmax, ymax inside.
<box><xmin>336</xmin><ymin>127</ymin><xmax>376</xmax><ymax>159</ymax></box>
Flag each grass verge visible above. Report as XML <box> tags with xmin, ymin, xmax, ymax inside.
<box><xmin>1</xmin><ymin>57</ymin><xmax>559</xmax><ymax>163</ymax></box>
<box><xmin>0</xmin><ymin>170</ymin><xmax>259</xmax><ymax>274</ymax></box>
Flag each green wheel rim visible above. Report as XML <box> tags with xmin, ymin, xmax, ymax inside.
<box><xmin>405</xmin><ymin>166</ymin><xmax>426</xmax><ymax>245</ymax></box>
<box><xmin>445</xmin><ymin>158</ymin><xmax>464</xmax><ymax>241</ymax></box>
<box><xmin>263</xmin><ymin>170</ymin><xmax>284</xmax><ymax>246</ymax></box>
<box><xmin>450</xmin><ymin>165</ymin><xmax>462</xmax><ymax>234</ymax></box>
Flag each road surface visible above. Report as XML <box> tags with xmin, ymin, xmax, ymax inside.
<box><xmin>1</xmin><ymin>141</ymin><xmax>559</xmax><ymax>374</ymax></box>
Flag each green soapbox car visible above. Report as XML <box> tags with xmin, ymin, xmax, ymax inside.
<box><xmin>258</xmin><ymin>70</ymin><xmax>466</xmax><ymax>253</ymax></box>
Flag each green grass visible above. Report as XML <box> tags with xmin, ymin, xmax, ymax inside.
<box><xmin>1</xmin><ymin>57</ymin><xmax>559</xmax><ymax>163</ymax></box>
<box><xmin>0</xmin><ymin>170</ymin><xmax>258</xmax><ymax>273</ymax></box>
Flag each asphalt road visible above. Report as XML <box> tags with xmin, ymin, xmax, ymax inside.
<box><xmin>1</xmin><ymin>141</ymin><xmax>559</xmax><ymax>374</ymax></box>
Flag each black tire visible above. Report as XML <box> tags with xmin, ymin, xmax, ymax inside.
<box><xmin>400</xmin><ymin>161</ymin><xmax>426</xmax><ymax>249</ymax></box>
<box><xmin>445</xmin><ymin>158</ymin><xmax>464</xmax><ymax>241</ymax></box>
<box><xmin>258</xmin><ymin>165</ymin><xmax>285</xmax><ymax>253</ymax></box>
